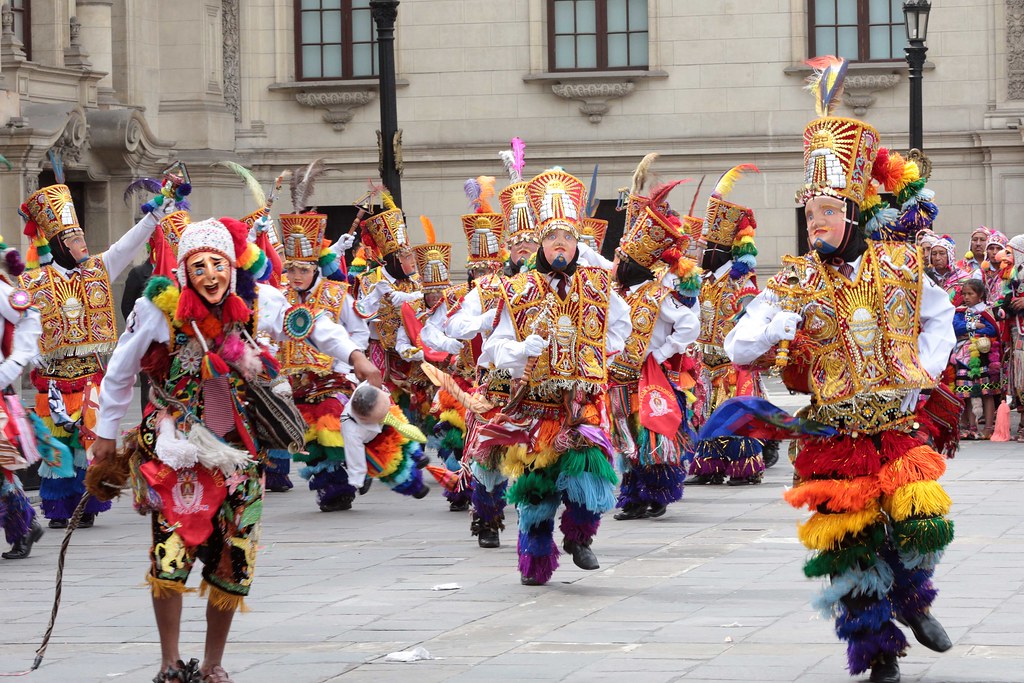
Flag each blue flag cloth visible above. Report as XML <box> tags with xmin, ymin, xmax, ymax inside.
<box><xmin>697</xmin><ymin>396</ymin><xmax>837</xmax><ymax>441</ymax></box>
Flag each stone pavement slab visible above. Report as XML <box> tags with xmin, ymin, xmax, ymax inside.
<box><xmin>1</xmin><ymin>429</ymin><xmax>1022</xmax><ymax>682</ymax></box>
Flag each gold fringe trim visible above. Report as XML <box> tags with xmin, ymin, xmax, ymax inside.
<box><xmin>883</xmin><ymin>480</ymin><xmax>952</xmax><ymax>522</ymax></box>
<box><xmin>145</xmin><ymin>574</ymin><xmax>195</xmax><ymax>600</ymax></box>
<box><xmin>797</xmin><ymin>502</ymin><xmax>883</xmax><ymax>551</ymax></box>
<box><xmin>199</xmin><ymin>580</ymin><xmax>250</xmax><ymax>613</ymax></box>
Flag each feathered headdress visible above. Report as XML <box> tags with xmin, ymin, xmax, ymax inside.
<box><xmin>290</xmin><ymin>159</ymin><xmax>327</xmax><ymax>213</ymax></box>
<box><xmin>498</xmin><ymin>137</ymin><xmax>527</xmax><ymax>183</ymax></box>
<box><xmin>218</xmin><ymin>161</ymin><xmax>267</xmax><ymax>210</ymax></box>
<box><xmin>804</xmin><ymin>55</ymin><xmax>848</xmax><ymax>117</ymax></box>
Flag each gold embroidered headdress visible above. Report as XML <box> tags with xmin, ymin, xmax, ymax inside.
<box><xmin>413</xmin><ymin>216</ymin><xmax>452</xmax><ymax>293</ymax></box>
<box><xmin>498</xmin><ymin>137</ymin><xmax>537</xmax><ymax>246</ymax></box>
<box><xmin>619</xmin><ymin>181</ymin><xmax>689</xmax><ymax>269</ymax></box>
<box><xmin>361</xmin><ymin>189</ymin><xmax>411</xmax><ymax>261</ymax></box>
<box><xmin>461</xmin><ymin>176</ymin><xmax>506</xmax><ymax>268</ymax></box>
<box><xmin>525</xmin><ymin>169</ymin><xmax>586</xmax><ymax>240</ymax></box>
<box><xmin>579</xmin><ymin>217</ymin><xmax>608</xmax><ymax>253</ymax></box>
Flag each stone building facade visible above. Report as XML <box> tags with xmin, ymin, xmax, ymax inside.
<box><xmin>0</xmin><ymin>0</ymin><xmax>1022</xmax><ymax>281</ymax></box>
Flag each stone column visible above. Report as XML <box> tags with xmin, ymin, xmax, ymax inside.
<box><xmin>27</xmin><ymin>0</ymin><xmax>67</xmax><ymax>68</ymax></box>
<box><xmin>75</xmin><ymin>0</ymin><xmax>115</xmax><ymax>102</ymax></box>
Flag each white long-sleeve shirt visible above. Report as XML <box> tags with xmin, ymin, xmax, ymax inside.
<box><xmin>293</xmin><ymin>272</ymin><xmax>369</xmax><ymax>374</ymax></box>
<box><xmin>624</xmin><ymin>280</ymin><xmax>701</xmax><ymax>364</ymax></box>
<box><xmin>725</xmin><ymin>255</ymin><xmax>955</xmax><ymax>409</ymax></box>
<box><xmin>483</xmin><ymin>271</ymin><xmax>632</xmax><ymax>378</ymax></box>
<box><xmin>339</xmin><ymin>401</ymin><xmax>375</xmax><ymax>489</ymax></box>
<box><xmin>95</xmin><ymin>284</ymin><xmax>360</xmax><ymax>439</ymax></box>
<box><xmin>577</xmin><ymin>241</ymin><xmax>614</xmax><ymax>270</ymax></box>
<box><xmin>0</xmin><ymin>280</ymin><xmax>41</xmax><ymax>390</ymax></box>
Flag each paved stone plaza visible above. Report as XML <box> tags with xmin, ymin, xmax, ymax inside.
<box><xmin>1</xmin><ymin>420</ymin><xmax>1022</xmax><ymax>682</ymax></box>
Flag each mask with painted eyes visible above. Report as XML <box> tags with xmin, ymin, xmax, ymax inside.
<box><xmin>541</xmin><ymin>228</ymin><xmax>577</xmax><ymax>272</ymax></box>
<box><xmin>804</xmin><ymin>195</ymin><xmax>848</xmax><ymax>255</ymax></box>
<box><xmin>186</xmin><ymin>251</ymin><xmax>231</xmax><ymax>305</ymax></box>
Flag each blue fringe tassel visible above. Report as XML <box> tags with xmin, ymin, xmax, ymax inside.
<box><xmin>516</xmin><ymin>498</ymin><xmax>560</xmax><ymax>531</ymax></box>
<box><xmin>556</xmin><ymin>471</ymin><xmax>616</xmax><ymax>514</ymax></box>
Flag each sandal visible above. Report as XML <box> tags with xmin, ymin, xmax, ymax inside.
<box><xmin>203</xmin><ymin>666</ymin><xmax>235</xmax><ymax>683</ymax></box>
<box><xmin>154</xmin><ymin>659</ymin><xmax>203</xmax><ymax>683</ymax></box>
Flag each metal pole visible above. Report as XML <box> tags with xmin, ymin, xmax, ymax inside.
<box><xmin>905</xmin><ymin>40</ymin><xmax>927</xmax><ymax>153</ymax></box>
<box><xmin>371</xmin><ymin>0</ymin><xmax>401</xmax><ymax>206</ymax></box>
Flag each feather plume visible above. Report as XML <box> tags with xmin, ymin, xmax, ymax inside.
<box><xmin>464</xmin><ymin>178</ymin><xmax>481</xmax><ymax>208</ymax></box>
<box><xmin>476</xmin><ymin>176</ymin><xmax>496</xmax><ymax>213</ymax></box>
<box><xmin>499</xmin><ymin>150</ymin><xmax>520</xmax><ymax>182</ymax></box>
<box><xmin>380</xmin><ymin>188</ymin><xmax>398</xmax><ymax>211</ymax></box>
<box><xmin>122</xmin><ymin>177</ymin><xmax>163</xmax><ymax>207</ymax></box>
<box><xmin>48</xmin><ymin>149</ymin><xmax>65</xmax><ymax>184</ymax></box>
<box><xmin>647</xmin><ymin>179</ymin><xmax>690</xmax><ymax>210</ymax></box>
<box><xmin>289</xmin><ymin>158</ymin><xmax>327</xmax><ymax>212</ymax></box>
<box><xmin>420</xmin><ymin>215</ymin><xmax>436</xmax><ymax>244</ymax></box>
<box><xmin>586</xmin><ymin>164</ymin><xmax>600</xmax><ymax>217</ymax></box>
<box><xmin>0</xmin><ymin>154</ymin><xmax>11</xmax><ymax>171</ymax></box>
<box><xmin>217</xmin><ymin>161</ymin><xmax>266</xmax><ymax>209</ymax></box>
<box><xmin>712</xmin><ymin>164</ymin><xmax>760</xmax><ymax>200</ymax></box>
<box><xmin>630</xmin><ymin>153</ymin><xmax>659</xmax><ymax>196</ymax></box>
<box><xmin>805</xmin><ymin>55</ymin><xmax>849</xmax><ymax>117</ymax></box>
<box><xmin>511</xmin><ymin>137</ymin><xmax>526</xmax><ymax>177</ymax></box>
<box><xmin>688</xmin><ymin>175</ymin><xmax>706</xmax><ymax>217</ymax></box>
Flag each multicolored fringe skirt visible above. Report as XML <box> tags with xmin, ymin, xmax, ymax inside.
<box><xmin>365</xmin><ymin>407</ymin><xmax>428</xmax><ymax>497</ymax></box>
<box><xmin>34</xmin><ymin>369</ymin><xmax>111</xmax><ymax>520</ymax></box>
<box><xmin>493</xmin><ymin>396</ymin><xmax>618</xmax><ymax>584</ymax></box>
<box><xmin>433</xmin><ymin>388</ymin><xmax>471</xmax><ymax>507</ymax></box>
<box><xmin>609</xmin><ymin>382</ymin><xmax>692</xmax><ymax>509</ymax></box>
<box><xmin>1</xmin><ymin>471</ymin><xmax>34</xmax><ymax>544</ymax></box>
<box><xmin>689</xmin><ymin>436</ymin><xmax>765</xmax><ymax>482</ymax></box>
<box><xmin>785</xmin><ymin>428</ymin><xmax>953</xmax><ymax>675</ymax></box>
<box><xmin>293</xmin><ymin>397</ymin><xmax>354</xmax><ymax>507</ymax></box>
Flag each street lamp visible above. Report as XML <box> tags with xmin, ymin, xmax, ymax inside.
<box><xmin>370</xmin><ymin>0</ymin><xmax>402</xmax><ymax>206</ymax></box>
<box><xmin>903</xmin><ymin>0</ymin><xmax>931</xmax><ymax>158</ymax></box>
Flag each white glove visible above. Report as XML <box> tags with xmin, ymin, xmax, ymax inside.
<box><xmin>336</xmin><ymin>233</ymin><xmax>357</xmax><ymax>251</ymax></box>
<box><xmin>405</xmin><ymin>349</ymin><xmax>425</xmax><ymax>362</ymax></box>
<box><xmin>476</xmin><ymin>309</ymin><xmax>498</xmax><ymax>333</ymax></box>
<box><xmin>764</xmin><ymin>311</ymin><xmax>803</xmax><ymax>345</ymax></box>
<box><xmin>388</xmin><ymin>290</ymin><xmax>424</xmax><ymax>306</ymax></box>
<box><xmin>271</xmin><ymin>377</ymin><xmax>293</xmax><ymax>398</ymax></box>
<box><xmin>152</xmin><ymin>198</ymin><xmax>176</xmax><ymax>220</ymax></box>
<box><xmin>438</xmin><ymin>337</ymin><xmax>463</xmax><ymax>355</ymax></box>
<box><xmin>522</xmin><ymin>334</ymin><xmax>547</xmax><ymax>357</ymax></box>
<box><xmin>254</xmin><ymin>215</ymin><xmax>273</xmax><ymax>235</ymax></box>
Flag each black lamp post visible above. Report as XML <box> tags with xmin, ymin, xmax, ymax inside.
<box><xmin>370</xmin><ymin>0</ymin><xmax>402</xmax><ymax>206</ymax></box>
<box><xmin>903</xmin><ymin>0</ymin><xmax>931</xmax><ymax>155</ymax></box>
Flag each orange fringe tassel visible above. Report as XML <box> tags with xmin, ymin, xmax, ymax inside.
<box><xmin>146</xmin><ymin>574</ymin><xmax>195</xmax><ymax>599</ymax></box>
<box><xmin>877</xmin><ymin>445</ymin><xmax>945</xmax><ymax>495</ymax></box>
<box><xmin>200</xmin><ymin>580</ymin><xmax>250</xmax><ymax>613</ymax></box>
<box><xmin>784</xmin><ymin>476</ymin><xmax>881</xmax><ymax>514</ymax></box>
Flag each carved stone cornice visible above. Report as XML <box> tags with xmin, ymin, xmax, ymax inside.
<box><xmin>269</xmin><ymin>79</ymin><xmax>404</xmax><ymax>132</ymax></box>
<box><xmin>524</xmin><ymin>70</ymin><xmax>665</xmax><ymax>124</ymax></box>
<box><xmin>1009</xmin><ymin>0</ymin><xmax>1024</xmax><ymax>100</ymax></box>
<box><xmin>842</xmin><ymin>73</ymin><xmax>902</xmax><ymax>115</ymax></box>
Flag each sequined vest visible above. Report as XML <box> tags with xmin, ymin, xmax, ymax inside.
<box><xmin>358</xmin><ymin>267</ymin><xmax>422</xmax><ymax>349</ymax></box>
<box><xmin>609</xmin><ymin>280</ymin><xmax>670</xmax><ymax>384</ymax></box>
<box><xmin>697</xmin><ymin>268</ymin><xmax>758</xmax><ymax>365</ymax></box>
<box><xmin>279</xmin><ymin>279</ymin><xmax>350</xmax><ymax>376</ymax></box>
<box><xmin>19</xmin><ymin>257</ymin><xmax>117</xmax><ymax>364</ymax></box>
<box><xmin>499</xmin><ymin>267</ymin><xmax>612</xmax><ymax>397</ymax></box>
<box><xmin>768</xmin><ymin>240</ymin><xmax>933</xmax><ymax>412</ymax></box>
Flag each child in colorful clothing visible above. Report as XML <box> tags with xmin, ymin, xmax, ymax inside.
<box><xmin>952</xmin><ymin>279</ymin><xmax>1001</xmax><ymax>439</ymax></box>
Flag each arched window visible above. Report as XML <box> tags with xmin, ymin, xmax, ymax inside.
<box><xmin>548</xmin><ymin>0</ymin><xmax>648</xmax><ymax>72</ymax></box>
<box><xmin>295</xmin><ymin>0</ymin><xmax>378</xmax><ymax>80</ymax></box>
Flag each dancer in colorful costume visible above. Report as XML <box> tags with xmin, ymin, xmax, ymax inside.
<box><xmin>478</xmin><ymin>169</ymin><xmax>631</xmax><ymax>585</ymax></box>
<box><xmin>355</xmin><ymin>195</ymin><xmax>432</xmax><ymax>426</ymax></box>
<box><xmin>688</xmin><ymin>164</ymin><xmax>767</xmax><ymax>486</ymax></box>
<box><xmin>91</xmin><ymin>216</ymin><xmax>376</xmax><ymax>683</ymax></box>
<box><xmin>1000</xmin><ymin>234</ymin><xmax>1024</xmax><ymax>441</ymax></box>
<box><xmin>20</xmin><ymin>173</ymin><xmax>182</xmax><ymax>529</ymax></box>
<box><xmin>497</xmin><ymin>139</ymin><xmax>539</xmax><ymax>276</ymax></box>
<box><xmin>0</xmin><ymin>237</ymin><xmax>52</xmax><ymax>560</ymax></box>
<box><xmin>608</xmin><ymin>175</ymin><xmax>701</xmax><ymax>521</ymax></box>
<box><xmin>723</xmin><ymin>57</ymin><xmax>955</xmax><ymax>683</ymax></box>
<box><xmin>277</xmin><ymin>197</ymin><xmax>381</xmax><ymax>511</ymax></box>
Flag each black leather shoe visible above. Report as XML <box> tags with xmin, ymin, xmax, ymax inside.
<box><xmin>646</xmin><ymin>503</ymin><xmax>667</xmax><ymax>518</ymax></box>
<box><xmin>613</xmin><ymin>503</ymin><xmax>647</xmax><ymax>521</ymax></box>
<box><xmin>78</xmin><ymin>513</ymin><xmax>95</xmax><ymax>529</ymax></box>
<box><xmin>869</xmin><ymin>654</ymin><xmax>900</xmax><ymax>683</ymax></box>
<box><xmin>727</xmin><ymin>476</ymin><xmax>762</xmax><ymax>486</ymax></box>
<box><xmin>319</xmin><ymin>497</ymin><xmax>353</xmax><ymax>512</ymax></box>
<box><xmin>266</xmin><ymin>484</ymin><xmax>291</xmax><ymax>493</ymax></box>
<box><xmin>413</xmin><ymin>484</ymin><xmax>430</xmax><ymax>499</ymax></box>
<box><xmin>48</xmin><ymin>518</ymin><xmax>68</xmax><ymax>530</ymax></box>
<box><xmin>477</xmin><ymin>527</ymin><xmax>500</xmax><ymax>548</ymax></box>
<box><xmin>2</xmin><ymin>518</ymin><xmax>43</xmax><ymax>559</ymax></box>
<box><xmin>449</xmin><ymin>500</ymin><xmax>470</xmax><ymax>512</ymax></box>
<box><xmin>563</xmin><ymin>539</ymin><xmax>600</xmax><ymax>570</ymax></box>
<box><xmin>358</xmin><ymin>478</ymin><xmax>372</xmax><ymax>495</ymax></box>
<box><xmin>898</xmin><ymin>611</ymin><xmax>953</xmax><ymax>652</ymax></box>
<box><xmin>520</xmin><ymin>573</ymin><xmax>544</xmax><ymax>586</ymax></box>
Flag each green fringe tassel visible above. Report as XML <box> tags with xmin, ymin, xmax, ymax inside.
<box><xmin>440</xmin><ymin>427</ymin><xmax>464</xmax><ymax>453</ymax></box>
<box><xmin>896</xmin><ymin>178</ymin><xmax>927</xmax><ymax>206</ymax></box>
<box><xmin>506</xmin><ymin>470</ymin><xmax>558</xmax><ymax>506</ymax></box>
<box><xmin>732</xmin><ymin>242</ymin><xmax>757</xmax><ymax>258</ymax></box>
<box><xmin>555</xmin><ymin>446</ymin><xmax>617</xmax><ymax>484</ymax></box>
<box><xmin>144</xmin><ymin>275</ymin><xmax>175</xmax><ymax>300</ymax></box>
<box><xmin>892</xmin><ymin>517</ymin><xmax>955</xmax><ymax>554</ymax></box>
<box><xmin>803</xmin><ymin>525</ymin><xmax>886</xmax><ymax>577</ymax></box>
